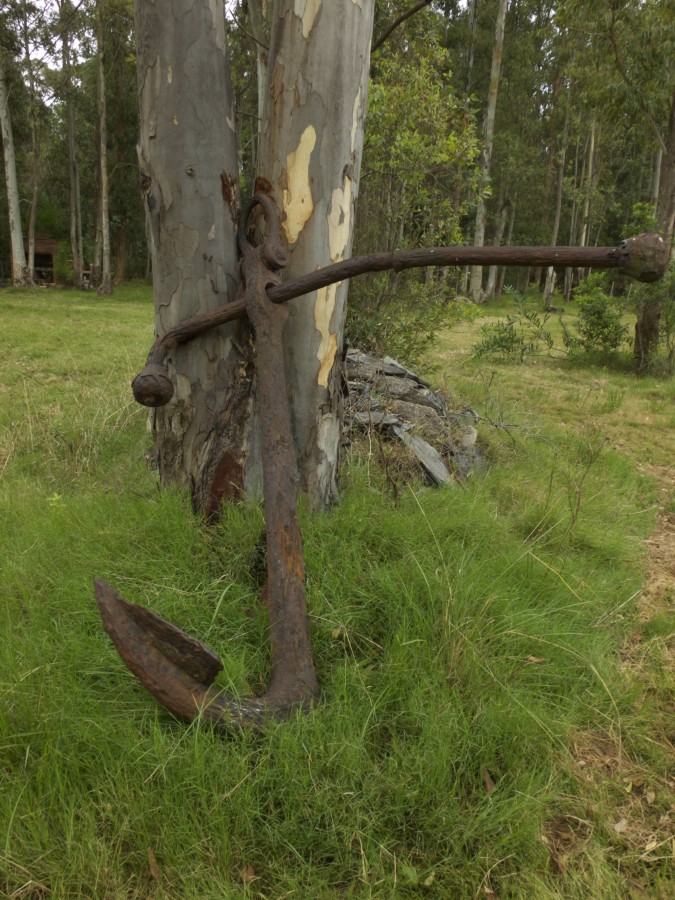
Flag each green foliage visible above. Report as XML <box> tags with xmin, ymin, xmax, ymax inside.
<box><xmin>348</xmin><ymin>41</ymin><xmax>479</xmax><ymax>363</ymax></box>
<box><xmin>53</xmin><ymin>241</ymin><xmax>73</xmax><ymax>284</ymax></box>
<box><xmin>627</xmin><ymin>201</ymin><xmax>660</xmax><ymax>235</ymax></box>
<box><xmin>347</xmin><ymin>273</ymin><xmax>476</xmax><ymax>365</ymax></box>
<box><xmin>563</xmin><ymin>274</ymin><xmax>630</xmax><ymax>354</ymax></box>
<box><xmin>472</xmin><ymin>287</ymin><xmax>556</xmax><ymax>362</ymax></box>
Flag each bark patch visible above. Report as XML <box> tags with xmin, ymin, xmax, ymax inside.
<box><xmin>282</xmin><ymin>125</ymin><xmax>316</xmax><ymax>244</ymax></box>
<box><xmin>220</xmin><ymin>171</ymin><xmax>236</xmax><ymax>210</ymax></box>
<box><xmin>328</xmin><ymin>177</ymin><xmax>352</xmax><ymax>262</ymax></box>
<box><xmin>294</xmin><ymin>0</ymin><xmax>322</xmax><ymax>38</ymax></box>
<box><xmin>315</xmin><ymin>283</ymin><xmax>339</xmax><ymax>387</ymax></box>
<box><xmin>206</xmin><ymin>450</ymin><xmax>244</xmax><ymax>521</ymax></box>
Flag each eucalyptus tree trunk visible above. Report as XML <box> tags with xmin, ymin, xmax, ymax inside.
<box><xmin>0</xmin><ymin>54</ymin><xmax>27</xmax><ymax>286</ymax></box>
<box><xmin>136</xmin><ymin>0</ymin><xmax>374</xmax><ymax>515</ymax></box>
<box><xmin>21</xmin><ymin>3</ymin><xmax>39</xmax><ymax>284</ymax></box>
<box><xmin>59</xmin><ymin>6</ymin><xmax>85</xmax><ymax>290</ymax></box>
<box><xmin>96</xmin><ymin>8</ymin><xmax>112</xmax><ymax>295</ymax></box>
<box><xmin>469</xmin><ymin>0</ymin><xmax>507</xmax><ymax>303</ymax></box>
<box><xmin>495</xmin><ymin>195</ymin><xmax>516</xmax><ymax>298</ymax></box>
<box><xmin>543</xmin><ymin>104</ymin><xmax>569</xmax><ymax>309</ymax></box>
<box><xmin>485</xmin><ymin>196</ymin><xmax>509</xmax><ymax>300</ymax></box>
<box><xmin>134</xmin><ymin>0</ymin><xmax>247</xmax><ymax>516</ymax></box>
<box><xmin>257</xmin><ymin>0</ymin><xmax>374</xmax><ymax>509</ymax></box>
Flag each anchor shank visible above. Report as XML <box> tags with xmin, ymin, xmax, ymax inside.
<box><xmin>242</xmin><ymin>245</ymin><xmax>319</xmax><ymax>708</ymax></box>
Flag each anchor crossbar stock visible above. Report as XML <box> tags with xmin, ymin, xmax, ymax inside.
<box><xmin>96</xmin><ymin>196</ymin><xmax>667</xmax><ymax>730</ymax></box>
<box><xmin>131</xmin><ymin>232</ymin><xmax>667</xmax><ymax>407</ymax></box>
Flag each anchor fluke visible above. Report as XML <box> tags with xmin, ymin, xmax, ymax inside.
<box><xmin>94</xmin><ymin>579</ymin><xmax>275</xmax><ymax>730</ymax></box>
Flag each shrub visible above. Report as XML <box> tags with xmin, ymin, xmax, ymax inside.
<box><xmin>563</xmin><ymin>274</ymin><xmax>629</xmax><ymax>354</ymax></box>
<box><xmin>471</xmin><ymin>287</ymin><xmax>555</xmax><ymax>362</ymax></box>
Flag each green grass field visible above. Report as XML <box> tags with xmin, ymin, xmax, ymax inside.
<box><xmin>1</xmin><ymin>284</ymin><xmax>672</xmax><ymax>898</ymax></box>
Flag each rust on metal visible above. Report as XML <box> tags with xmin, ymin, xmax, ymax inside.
<box><xmin>98</xmin><ymin>194</ymin><xmax>318</xmax><ymax>729</ymax></box>
<box><xmin>99</xmin><ymin>198</ymin><xmax>668</xmax><ymax>731</ymax></box>
<box><xmin>131</xmin><ymin>233</ymin><xmax>668</xmax><ymax>400</ymax></box>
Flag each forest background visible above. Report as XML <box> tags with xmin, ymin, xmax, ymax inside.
<box><xmin>1</xmin><ymin>0</ymin><xmax>673</xmax><ymax>365</ymax></box>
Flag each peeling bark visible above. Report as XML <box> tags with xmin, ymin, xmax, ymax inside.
<box><xmin>257</xmin><ymin>0</ymin><xmax>375</xmax><ymax>510</ymax></box>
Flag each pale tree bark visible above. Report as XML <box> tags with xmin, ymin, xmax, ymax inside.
<box><xmin>21</xmin><ymin>1</ymin><xmax>39</xmax><ymax>284</ymax></box>
<box><xmin>96</xmin><ymin>4</ymin><xmax>112</xmax><ymax>295</ymax></box>
<box><xmin>136</xmin><ymin>0</ymin><xmax>374</xmax><ymax>515</ymax></box>
<box><xmin>256</xmin><ymin>0</ymin><xmax>374</xmax><ymax>509</ymax></box>
<box><xmin>578</xmin><ymin>115</ymin><xmax>596</xmax><ymax>253</ymax></box>
<box><xmin>135</xmin><ymin>0</ymin><xmax>246</xmax><ymax>516</ymax></box>
<box><xmin>58</xmin><ymin>1</ymin><xmax>85</xmax><ymax>289</ymax></box>
<box><xmin>484</xmin><ymin>195</ymin><xmax>509</xmax><ymax>300</ymax></box>
<box><xmin>543</xmin><ymin>102</ymin><xmax>570</xmax><ymax>309</ymax></box>
<box><xmin>469</xmin><ymin>0</ymin><xmax>507</xmax><ymax>302</ymax></box>
<box><xmin>465</xmin><ymin>0</ymin><xmax>479</xmax><ymax>93</ymax></box>
<box><xmin>495</xmin><ymin>193</ymin><xmax>515</xmax><ymax>297</ymax></box>
<box><xmin>563</xmin><ymin>137</ymin><xmax>581</xmax><ymax>302</ymax></box>
<box><xmin>0</xmin><ymin>53</ymin><xmax>27</xmax><ymax>286</ymax></box>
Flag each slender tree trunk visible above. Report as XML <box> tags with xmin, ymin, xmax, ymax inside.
<box><xmin>465</xmin><ymin>0</ymin><xmax>479</xmax><ymax>93</ymax></box>
<box><xmin>0</xmin><ymin>55</ymin><xmax>27</xmax><ymax>286</ymax></box>
<box><xmin>22</xmin><ymin>4</ymin><xmax>39</xmax><ymax>285</ymax></box>
<box><xmin>485</xmin><ymin>196</ymin><xmax>509</xmax><ymax>299</ymax></box>
<box><xmin>651</xmin><ymin>147</ymin><xmax>662</xmax><ymax>209</ymax></box>
<box><xmin>60</xmin><ymin>9</ymin><xmax>85</xmax><ymax>289</ymax></box>
<box><xmin>655</xmin><ymin>91</ymin><xmax>675</xmax><ymax>251</ymax></box>
<box><xmin>564</xmin><ymin>135</ymin><xmax>581</xmax><ymax>301</ymax></box>
<box><xmin>543</xmin><ymin>102</ymin><xmax>569</xmax><ymax>309</ymax></box>
<box><xmin>97</xmin><ymin>6</ymin><xmax>112</xmax><ymax>295</ymax></box>
<box><xmin>469</xmin><ymin>0</ymin><xmax>507</xmax><ymax>302</ymax></box>
<box><xmin>256</xmin><ymin>0</ymin><xmax>375</xmax><ymax>510</ymax></box>
<box><xmin>576</xmin><ymin>115</ymin><xmax>596</xmax><ymax>283</ymax></box>
<box><xmin>496</xmin><ymin>194</ymin><xmax>516</xmax><ymax>297</ymax></box>
<box><xmin>90</xmin><ymin>187</ymin><xmax>103</xmax><ymax>289</ymax></box>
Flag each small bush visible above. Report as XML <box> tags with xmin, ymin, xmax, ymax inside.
<box><xmin>346</xmin><ymin>273</ymin><xmax>475</xmax><ymax>366</ymax></box>
<box><xmin>472</xmin><ymin>287</ymin><xmax>555</xmax><ymax>362</ymax></box>
<box><xmin>563</xmin><ymin>274</ymin><xmax>629</xmax><ymax>354</ymax></box>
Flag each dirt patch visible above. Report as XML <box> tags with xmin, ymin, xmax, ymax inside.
<box><xmin>544</xmin><ymin>465</ymin><xmax>675</xmax><ymax>883</ymax></box>
<box><xmin>636</xmin><ymin>463</ymin><xmax>675</xmax><ymax>623</ymax></box>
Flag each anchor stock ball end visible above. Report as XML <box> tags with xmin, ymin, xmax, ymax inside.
<box><xmin>132</xmin><ymin>363</ymin><xmax>174</xmax><ymax>407</ymax></box>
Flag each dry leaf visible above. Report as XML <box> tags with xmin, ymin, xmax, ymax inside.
<box><xmin>242</xmin><ymin>865</ymin><xmax>256</xmax><ymax>883</ymax></box>
<box><xmin>644</xmin><ymin>839</ymin><xmax>659</xmax><ymax>853</ymax></box>
<box><xmin>526</xmin><ymin>656</ymin><xmax>545</xmax><ymax>664</ymax></box>
<box><xmin>613</xmin><ymin>818</ymin><xmax>629</xmax><ymax>834</ymax></box>
<box><xmin>646</xmin><ymin>790</ymin><xmax>656</xmax><ymax>805</ymax></box>
<box><xmin>147</xmin><ymin>847</ymin><xmax>161</xmax><ymax>880</ymax></box>
<box><xmin>331</xmin><ymin>627</ymin><xmax>342</xmax><ymax>639</ymax></box>
<box><xmin>481</xmin><ymin>768</ymin><xmax>497</xmax><ymax>794</ymax></box>
<box><xmin>422</xmin><ymin>871</ymin><xmax>435</xmax><ymax>887</ymax></box>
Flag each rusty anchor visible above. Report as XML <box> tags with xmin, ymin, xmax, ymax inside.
<box><xmin>96</xmin><ymin>194</ymin><xmax>318</xmax><ymax>729</ymax></box>
<box><xmin>95</xmin><ymin>197</ymin><xmax>667</xmax><ymax>730</ymax></box>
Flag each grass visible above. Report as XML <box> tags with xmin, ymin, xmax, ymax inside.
<box><xmin>0</xmin><ymin>284</ymin><xmax>672</xmax><ymax>898</ymax></box>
